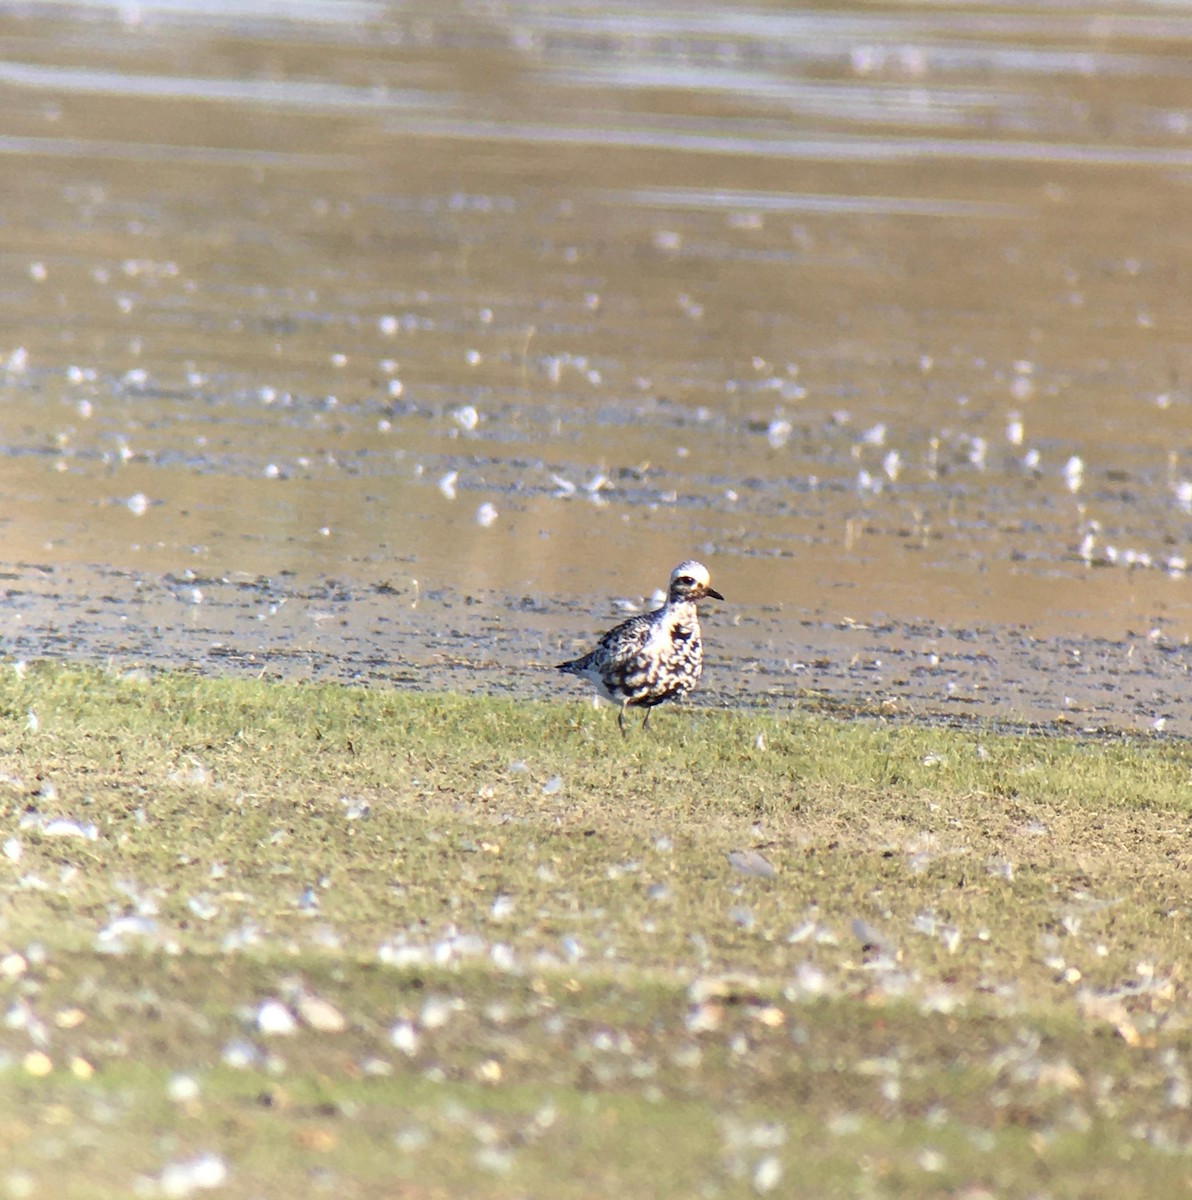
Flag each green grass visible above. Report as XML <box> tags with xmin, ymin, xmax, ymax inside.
<box><xmin>1</xmin><ymin>663</ymin><xmax>1191</xmax><ymax>1196</ymax></box>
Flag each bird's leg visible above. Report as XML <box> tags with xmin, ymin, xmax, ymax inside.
<box><xmin>642</xmin><ymin>707</ymin><xmax>652</xmax><ymax>732</ymax></box>
<box><xmin>617</xmin><ymin>705</ymin><xmax>628</xmax><ymax>737</ymax></box>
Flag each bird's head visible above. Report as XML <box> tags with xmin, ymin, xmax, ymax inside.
<box><xmin>667</xmin><ymin>560</ymin><xmax>724</xmax><ymax>604</ymax></box>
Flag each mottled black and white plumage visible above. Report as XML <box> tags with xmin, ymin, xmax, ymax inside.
<box><xmin>557</xmin><ymin>560</ymin><xmax>724</xmax><ymax>734</ymax></box>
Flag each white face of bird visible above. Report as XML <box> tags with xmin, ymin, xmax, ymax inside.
<box><xmin>667</xmin><ymin>560</ymin><xmax>724</xmax><ymax>603</ymax></box>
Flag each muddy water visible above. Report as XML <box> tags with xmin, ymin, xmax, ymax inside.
<box><xmin>3</xmin><ymin>2</ymin><xmax>1192</xmax><ymax>734</ymax></box>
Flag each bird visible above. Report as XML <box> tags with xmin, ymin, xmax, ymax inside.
<box><xmin>557</xmin><ymin>560</ymin><xmax>724</xmax><ymax>734</ymax></box>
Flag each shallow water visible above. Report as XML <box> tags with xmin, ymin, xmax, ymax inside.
<box><xmin>3</xmin><ymin>0</ymin><xmax>1192</xmax><ymax>733</ymax></box>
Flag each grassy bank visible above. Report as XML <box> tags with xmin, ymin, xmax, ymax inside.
<box><xmin>0</xmin><ymin>663</ymin><xmax>1190</xmax><ymax>1197</ymax></box>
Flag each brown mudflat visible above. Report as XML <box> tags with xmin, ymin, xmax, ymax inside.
<box><xmin>1</xmin><ymin>2</ymin><xmax>1191</xmax><ymax>734</ymax></box>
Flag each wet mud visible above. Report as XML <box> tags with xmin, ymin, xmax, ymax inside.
<box><xmin>2</xmin><ymin>2</ymin><xmax>1192</xmax><ymax>735</ymax></box>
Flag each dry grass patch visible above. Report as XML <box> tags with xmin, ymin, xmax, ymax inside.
<box><xmin>0</xmin><ymin>664</ymin><xmax>1190</xmax><ymax>1196</ymax></box>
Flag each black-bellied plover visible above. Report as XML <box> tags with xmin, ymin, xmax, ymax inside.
<box><xmin>557</xmin><ymin>560</ymin><xmax>724</xmax><ymax>734</ymax></box>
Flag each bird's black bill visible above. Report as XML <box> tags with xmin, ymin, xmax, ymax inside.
<box><xmin>705</xmin><ymin>587</ymin><xmax>724</xmax><ymax>601</ymax></box>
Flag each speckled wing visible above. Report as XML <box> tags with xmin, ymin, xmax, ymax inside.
<box><xmin>594</xmin><ymin>610</ymin><xmax>682</xmax><ymax>705</ymax></box>
<box><xmin>592</xmin><ymin>611</ymin><xmax>656</xmax><ymax>667</ymax></box>
<box><xmin>557</xmin><ymin>610</ymin><xmax>653</xmax><ymax>676</ymax></box>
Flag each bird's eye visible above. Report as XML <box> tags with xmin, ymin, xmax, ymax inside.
<box><xmin>677</xmin><ymin>576</ymin><xmax>694</xmax><ymax>586</ymax></box>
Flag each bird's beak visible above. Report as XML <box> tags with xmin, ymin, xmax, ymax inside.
<box><xmin>705</xmin><ymin>586</ymin><xmax>724</xmax><ymax>601</ymax></box>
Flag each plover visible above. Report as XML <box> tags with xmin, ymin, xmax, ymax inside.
<box><xmin>557</xmin><ymin>560</ymin><xmax>724</xmax><ymax>734</ymax></box>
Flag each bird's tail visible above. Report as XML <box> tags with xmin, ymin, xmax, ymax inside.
<box><xmin>556</xmin><ymin>655</ymin><xmax>588</xmax><ymax>675</ymax></box>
